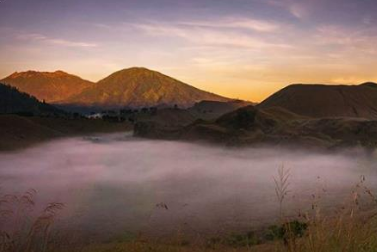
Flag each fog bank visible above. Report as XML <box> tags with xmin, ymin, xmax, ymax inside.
<box><xmin>0</xmin><ymin>134</ymin><xmax>376</xmax><ymax>239</ymax></box>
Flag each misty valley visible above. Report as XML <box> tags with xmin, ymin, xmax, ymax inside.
<box><xmin>1</xmin><ymin>134</ymin><xmax>377</xmax><ymax>244</ymax></box>
<box><xmin>2</xmin><ymin>68</ymin><xmax>377</xmax><ymax>251</ymax></box>
<box><xmin>2</xmin><ymin>0</ymin><xmax>377</xmax><ymax>250</ymax></box>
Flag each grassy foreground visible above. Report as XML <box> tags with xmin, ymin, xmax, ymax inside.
<box><xmin>1</xmin><ymin>169</ymin><xmax>377</xmax><ymax>252</ymax></box>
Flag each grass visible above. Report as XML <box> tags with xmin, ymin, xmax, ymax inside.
<box><xmin>269</xmin><ymin>172</ymin><xmax>377</xmax><ymax>252</ymax></box>
<box><xmin>0</xmin><ymin>189</ymin><xmax>64</xmax><ymax>252</ymax></box>
<box><xmin>274</xmin><ymin>165</ymin><xmax>290</xmax><ymax>220</ymax></box>
<box><xmin>1</xmin><ymin>168</ymin><xmax>377</xmax><ymax>252</ymax></box>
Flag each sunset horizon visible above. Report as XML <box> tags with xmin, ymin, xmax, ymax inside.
<box><xmin>2</xmin><ymin>66</ymin><xmax>377</xmax><ymax>103</ymax></box>
<box><xmin>1</xmin><ymin>0</ymin><xmax>376</xmax><ymax>102</ymax></box>
<box><xmin>2</xmin><ymin>1</ymin><xmax>377</xmax><ymax>251</ymax></box>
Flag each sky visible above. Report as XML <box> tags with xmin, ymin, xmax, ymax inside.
<box><xmin>0</xmin><ymin>0</ymin><xmax>376</xmax><ymax>102</ymax></box>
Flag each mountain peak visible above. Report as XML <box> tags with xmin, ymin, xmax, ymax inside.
<box><xmin>52</xmin><ymin>70</ymin><xmax>69</xmax><ymax>76</ymax></box>
<box><xmin>8</xmin><ymin>71</ymin><xmax>37</xmax><ymax>78</ymax></box>
<box><xmin>1</xmin><ymin>70</ymin><xmax>93</xmax><ymax>103</ymax></box>
<box><xmin>7</xmin><ymin>70</ymin><xmax>70</xmax><ymax>79</ymax></box>
<box><xmin>360</xmin><ymin>82</ymin><xmax>377</xmax><ymax>88</ymax></box>
<box><xmin>63</xmin><ymin>68</ymin><xmax>229</xmax><ymax>109</ymax></box>
<box><xmin>111</xmin><ymin>67</ymin><xmax>161</xmax><ymax>77</ymax></box>
<box><xmin>97</xmin><ymin>67</ymin><xmax>183</xmax><ymax>89</ymax></box>
<box><xmin>122</xmin><ymin>67</ymin><xmax>151</xmax><ymax>72</ymax></box>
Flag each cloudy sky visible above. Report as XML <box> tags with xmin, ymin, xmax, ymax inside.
<box><xmin>0</xmin><ymin>0</ymin><xmax>376</xmax><ymax>101</ymax></box>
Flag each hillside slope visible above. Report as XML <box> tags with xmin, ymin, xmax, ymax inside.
<box><xmin>1</xmin><ymin>71</ymin><xmax>93</xmax><ymax>103</ymax></box>
<box><xmin>188</xmin><ymin>100</ymin><xmax>253</xmax><ymax>120</ymax></box>
<box><xmin>258</xmin><ymin>82</ymin><xmax>377</xmax><ymax>119</ymax></box>
<box><xmin>60</xmin><ymin>67</ymin><xmax>230</xmax><ymax>109</ymax></box>
<box><xmin>0</xmin><ymin>83</ymin><xmax>63</xmax><ymax>115</ymax></box>
<box><xmin>135</xmin><ymin>105</ymin><xmax>377</xmax><ymax>149</ymax></box>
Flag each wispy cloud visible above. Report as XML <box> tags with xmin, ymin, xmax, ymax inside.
<box><xmin>179</xmin><ymin>17</ymin><xmax>279</xmax><ymax>32</ymax></box>
<box><xmin>133</xmin><ymin>21</ymin><xmax>289</xmax><ymax>50</ymax></box>
<box><xmin>315</xmin><ymin>25</ymin><xmax>377</xmax><ymax>54</ymax></box>
<box><xmin>288</xmin><ymin>3</ymin><xmax>308</xmax><ymax>19</ymax></box>
<box><xmin>17</xmin><ymin>33</ymin><xmax>98</xmax><ymax>48</ymax></box>
<box><xmin>362</xmin><ymin>15</ymin><xmax>372</xmax><ymax>25</ymax></box>
<box><xmin>267</xmin><ymin>0</ymin><xmax>309</xmax><ymax>19</ymax></box>
<box><xmin>95</xmin><ymin>16</ymin><xmax>279</xmax><ymax>34</ymax></box>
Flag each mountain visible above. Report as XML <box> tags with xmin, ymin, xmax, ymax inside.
<box><xmin>258</xmin><ymin>82</ymin><xmax>377</xmax><ymax>119</ymax></box>
<box><xmin>1</xmin><ymin>70</ymin><xmax>93</xmax><ymax>103</ymax></box>
<box><xmin>0</xmin><ymin>83</ymin><xmax>63</xmax><ymax>116</ymax></box>
<box><xmin>59</xmin><ymin>67</ymin><xmax>230</xmax><ymax>110</ymax></box>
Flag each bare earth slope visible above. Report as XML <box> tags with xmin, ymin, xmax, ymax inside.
<box><xmin>258</xmin><ymin>82</ymin><xmax>377</xmax><ymax>119</ymax></box>
<box><xmin>1</xmin><ymin>71</ymin><xmax>93</xmax><ymax>103</ymax></box>
<box><xmin>60</xmin><ymin>67</ymin><xmax>230</xmax><ymax>109</ymax></box>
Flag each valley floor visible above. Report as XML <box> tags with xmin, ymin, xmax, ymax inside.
<box><xmin>0</xmin><ymin>115</ymin><xmax>132</xmax><ymax>151</ymax></box>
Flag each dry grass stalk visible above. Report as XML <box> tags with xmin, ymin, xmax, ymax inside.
<box><xmin>0</xmin><ymin>189</ymin><xmax>64</xmax><ymax>252</ymax></box>
<box><xmin>274</xmin><ymin>165</ymin><xmax>290</xmax><ymax>220</ymax></box>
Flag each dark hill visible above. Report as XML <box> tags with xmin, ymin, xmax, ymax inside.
<box><xmin>0</xmin><ymin>83</ymin><xmax>63</xmax><ymax>116</ymax></box>
<box><xmin>188</xmin><ymin>100</ymin><xmax>253</xmax><ymax>120</ymax></box>
<box><xmin>258</xmin><ymin>83</ymin><xmax>377</xmax><ymax>119</ymax></box>
<box><xmin>135</xmin><ymin>104</ymin><xmax>377</xmax><ymax>149</ymax></box>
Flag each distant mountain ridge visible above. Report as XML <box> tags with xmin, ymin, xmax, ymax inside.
<box><xmin>1</xmin><ymin>68</ymin><xmax>231</xmax><ymax>111</ymax></box>
<box><xmin>1</xmin><ymin>70</ymin><xmax>93</xmax><ymax>103</ymax></box>
<box><xmin>258</xmin><ymin>82</ymin><xmax>377</xmax><ymax>119</ymax></box>
<box><xmin>59</xmin><ymin>67</ymin><xmax>230</xmax><ymax>110</ymax></box>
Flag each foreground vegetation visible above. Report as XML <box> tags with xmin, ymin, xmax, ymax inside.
<box><xmin>1</xmin><ymin>167</ymin><xmax>377</xmax><ymax>252</ymax></box>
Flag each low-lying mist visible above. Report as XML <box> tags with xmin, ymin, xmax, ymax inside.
<box><xmin>0</xmin><ymin>133</ymin><xmax>376</xmax><ymax>239</ymax></box>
